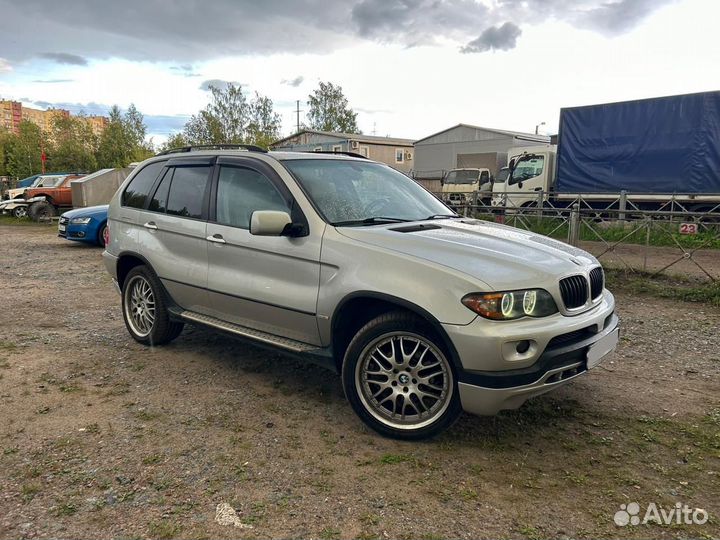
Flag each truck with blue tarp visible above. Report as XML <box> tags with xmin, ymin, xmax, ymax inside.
<box><xmin>492</xmin><ymin>91</ymin><xmax>720</xmax><ymax>213</ymax></box>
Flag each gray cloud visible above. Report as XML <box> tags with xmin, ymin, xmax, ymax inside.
<box><xmin>199</xmin><ymin>79</ymin><xmax>240</xmax><ymax>91</ymax></box>
<box><xmin>0</xmin><ymin>0</ymin><xmax>674</xmax><ymax>63</ymax></box>
<box><xmin>32</xmin><ymin>78</ymin><xmax>74</xmax><ymax>83</ymax></box>
<box><xmin>170</xmin><ymin>64</ymin><xmax>201</xmax><ymax>77</ymax></box>
<box><xmin>461</xmin><ymin>22</ymin><xmax>522</xmax><ymax>53</ymax></box>
<box><xmin>39</xmin><ymin>52</ymin><xmax>88</xmax><ymax>65</ymax></box>
<box><xmin>281</xmin><ymin>76</ymin><xmax>304</xmax><ymax>87</ymax></box>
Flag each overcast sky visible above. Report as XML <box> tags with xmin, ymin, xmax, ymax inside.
<box><xmin>0</xmin><ymin>0</ymin><xmax>718</xmax><ymax>143</ymax></box>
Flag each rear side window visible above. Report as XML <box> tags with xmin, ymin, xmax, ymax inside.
<box><xmin>166</xmin><ymin>166</ymin><xmax>210</xmax><ymax>219</ymax></box>
<box><xmin>122</xmin><ymin>161</ymin><xmax>165</xmax><ymax>208</ymax></box>
<box><xmin>148</xmin><ymin>169</ymin><xmax>172</xmax><ymax>213</ymax></box>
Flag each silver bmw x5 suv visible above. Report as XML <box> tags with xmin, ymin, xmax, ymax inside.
<box><xmin>103</xmin><ymin>144</ymin><xmax>619</xmax><ymax>439</ymax></box>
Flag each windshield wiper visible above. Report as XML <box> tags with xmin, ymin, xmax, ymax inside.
<box><xmin>424</xmin><ymin>214</ymin><xmax>461</xmax><ymax>220</ymax></box>
<box><xmin>332</xmin><ymin>216</ymin><xmax>412</xmax><ymax>226</ymax></box>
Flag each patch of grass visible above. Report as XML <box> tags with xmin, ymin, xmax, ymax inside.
<box><xmin>319</xmin><ymin>526</ymin><xmax>341</xmax><ymax>540</ymax></box>
<box><xmin>148</xmin><ymin>520</ymin><xmax>183</xmax><ymax>539</ymax></box>
<box><xmin>0</xmin><ymin>215</ymin><xmax>38</xmax><ymax>226</ymax></box>
<box><xmin>605</xmin><ymin>268</ymin><xmax>720</xmax><ymax>307</ymax></box>
<box><xmin>0</xmin><ymin>340</ymin><xmax>17</xmax><ymax>352</ymax></box>
<box><xmin>142</xmin><ymin>453</ymin><xmax>163</xmax><ymax>465</ymax></box>
<box><xmin>518</xmin><ymin>524</ymin><xmax>543</xmax><ymax>540</ymax></box>
<box><xmin>21</xmin><ymin>484</ymin><xmax>41</xmax><ymax>502</ymax></box>
<box><xmin>52</xmin><ymin>502</ymin><xmax>77</xmax><ymax>517</ymax></box>
<box><xmin>133</xmin><ymin>409</ymin><xmax>161</xmax><ymax>422</ymax></box>
<box><xmin>379</xmin><ymin>453</ymin><xmax>414</xmax><ymax>465</ymax></box>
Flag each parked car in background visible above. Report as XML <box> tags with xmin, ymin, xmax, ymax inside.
<box><xmin>58</xmin><ymin>205</ymin><xmax>109</xmax><ymax>247</ymax></box>
<box><xmin>21</xmin><ymin>174</ymin><xmax>85</xmax><ymax>220</ymax></box>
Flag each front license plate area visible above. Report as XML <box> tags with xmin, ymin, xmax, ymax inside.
<box><xmin>587</xmin><ymin>328</ymin><xmax>619</xmax><ymax>369</ymax></box>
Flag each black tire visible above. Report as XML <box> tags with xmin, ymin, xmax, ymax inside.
<box><xmin>12</xmin><ymin>206</ymin><xmax>28</xmax><ymax>218</ymax></box>
<box><xmin>341</xmin><ymin>311</ymin><xmax>461</xmax><ymax>440</ymax></box>
<box><xmin>121</xmin><ymin>266</ymin><xmax>184</xmax><ymax>346</ymax></box>
<box><xmin>28</xmin><ymin>201</ymin><xmax>56</xmax><ymax>221</ymax></box>
<box><xmin>97</xmin><ymin>223</ymin><xmax>109</xmax><ymax>247</ymax></box>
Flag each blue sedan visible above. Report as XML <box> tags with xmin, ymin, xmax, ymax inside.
<box><xmin>58</xmin><ymin>205</ymin><xmax>109</xmax><ymax>247</ymax></box>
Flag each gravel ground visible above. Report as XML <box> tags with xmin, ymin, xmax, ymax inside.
<box><xmin>0</xmin><ymin>221</ymin><xmax>718</xmax><ymax>540</ymax></box>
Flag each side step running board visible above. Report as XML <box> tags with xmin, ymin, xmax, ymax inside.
<box><xmin>176</xmin><ymin>309</ymin><xmax>318</xmax><ymax>353</ymax></box>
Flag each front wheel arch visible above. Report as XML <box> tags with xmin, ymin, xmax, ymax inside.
<box><xmin>330</xmin><ymin>291</ymin><xmax>463</xmax><ymax>373</ymax></box>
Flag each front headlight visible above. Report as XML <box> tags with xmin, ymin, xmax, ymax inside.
<box><xmin>462</xmin><ymin>289</ymin><xmax>558</xmax><ymax>320</ymax></box>
<box><xmin>70</xmin><ymin>217</ymin><xmax>92</xmax><ymax>225</ymax></box>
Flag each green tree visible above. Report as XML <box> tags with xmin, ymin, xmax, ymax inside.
<box><xmin>160</xmin><ymin>132</ymin><xmax>189</xmax><ymax>152</ymax></box>
<box><xmin>182</xmin><ymin>84</ymin><xmax>282</xmax><ymax>148</ymax></box>
<box><xmin>247</xmin><ymin>92</ymin><xmax>282</xmax><ymax>148</ymax></box>
<box><xmin>48</xmin><ymin>114</ymin><xmax>97</xmax><ymax>172</ymax></box>
<box><xmin>96</xmin><ymin>104</ymin><xmax>152</xmax><ymax>167</ymax></box>
<box><xmin>306</xmin><ymin>81</ymin><xmax>360</xmax><ymax>134</ymax></box>
<box><xmin>5</xmin><ymin>121</ymin><xmax>45</xmax><ymax>178</ymax></box>
<box><xmin>184</xmin><ymin>83</ymin><xmax>248</xmax><ymax>144</ymax></box>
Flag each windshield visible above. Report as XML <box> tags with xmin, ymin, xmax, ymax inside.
<box><xmin>510</xmin><ymin>156</ymin><xmax>544</xmax><ymax>184</ymax></box>
<box><xmin>444</xmin><ymin>170</ymin><xmax>479</xmax><ymax>184</ymax></box>
<box><xmin>495</xmin><ymin>168</ymin><xmax>509</xmax><ymax>183</ymax></box>
<box><xmin>35</xmin><ymin>175</ymin><xmax>67</xmax><ymax>188</ymax></box>
<box><xmin>283</xmin><ymin>159</ymin><xmax>453</xmax><ymax>225</ymax></box>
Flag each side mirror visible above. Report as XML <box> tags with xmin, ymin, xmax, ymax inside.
<box><xmin>250</xmin><ymin>210</ymin><xmax>292</xmax><ymax>236</ymax></box>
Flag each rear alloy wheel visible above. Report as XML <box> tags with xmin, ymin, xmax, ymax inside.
<box><xmin>121</xmin><ymin>266</ymin><xmax>184</xmax><ymax>346</ymax></box>
<box><xmin>342</xmin><ymin>311</ymin><xmax>461</xmax><ymax>440</ymax></box>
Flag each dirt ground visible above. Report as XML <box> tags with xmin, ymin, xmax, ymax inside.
<box><xmin>0</xmin><ymin>221</ymin><xmax>718</xmax><ymax>540</ymax></box>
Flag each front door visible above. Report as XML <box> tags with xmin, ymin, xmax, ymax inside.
<box><xmin>205</xmin><ymin>159</ymin><xmax>322</xmax><ymax>345</ymax></box>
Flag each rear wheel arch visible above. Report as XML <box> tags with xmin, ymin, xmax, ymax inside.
<box><xmin>116</xmin><ymin>252</ymin><xmax>153</xmax><ymax>290</ymax></box>
<box><xmin>330</xmin><ymin>292</ymin><xmax>462</xmax><ymax>373</ymax></box>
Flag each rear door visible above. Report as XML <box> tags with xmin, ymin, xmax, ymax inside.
<box><xmin>137</xmin><ymin>156</ymin><xmax>213</xmax><ymax>312</ymax></box>
<box><xmin>204</xmin><ymin>157</ymin><xmax>322</xmax><ymax>345</ymax></box>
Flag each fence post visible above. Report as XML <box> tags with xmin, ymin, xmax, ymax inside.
<box><xmin>568</xmin><ymin>203</ymin><xmax>580</xmax><ymax>246</ymax></box>
<box><xmin>643</xmin><ymin>217</ymin><xmax>651</xmax><ymax>272</ymax></box>
<box><xmin>536</xmin><ymin>189</ymin><xmax>543</xmax><ymax>219</ymax></box>
<box><xmin>472</xmin><ymin>190</ymin><xmax>479</xmax><ymax>218</ymax></box>
<box><xmin>619</xmin><ymin>190</ymin><xmax>627</xmax><ymax>224</ymax></box>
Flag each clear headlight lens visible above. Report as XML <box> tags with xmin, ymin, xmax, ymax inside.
<box><xmin>462</xmin><ymin>289</ymin><xmax>558</xmax><ymax>320</ymax></box>
<box><xmin>70</xmin><ymin>217</ymin><xmax>92</xmax><ymax>224</ymax></box>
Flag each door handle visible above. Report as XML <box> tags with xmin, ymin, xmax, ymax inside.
<box><xmin>143</xmin><ymin>221</ymin><xmax>158</xmax><ymax>230</ymax></box>
<box><xmin>206</xmin><ymin>234</ymin><xmax>226</xmax><ymax>244</ymax></box>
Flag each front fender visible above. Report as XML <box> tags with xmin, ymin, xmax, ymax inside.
<box><xmin>26</xmin><ymin>196</ymin><xmax>48</xmax><ymax>203</ymax></box>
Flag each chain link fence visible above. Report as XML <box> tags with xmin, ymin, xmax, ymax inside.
<box><xmin>435</xmin><ymin>191</ymin><xmax>720</xmax><ymax>283</ymax></box>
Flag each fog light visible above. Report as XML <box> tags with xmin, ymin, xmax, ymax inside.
<box><xmin>516</xmin><ymin>340</ymin><xmax>530</xmax><ymax>354</ymax></box>
<box><xmin>77</xmin><ymin>231</ymin><xmax>85</xmax><ymax>238</ymax></box>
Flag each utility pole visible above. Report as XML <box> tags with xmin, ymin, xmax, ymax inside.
<box><xmin>372</xmin><ymin>122</ymin><xmax>377</xmax><ymax>136</ymax></box>
<box><xmin>295</xmin><ymin>100</ymin><xmax>303</xmax><ymax>134</ymax></box>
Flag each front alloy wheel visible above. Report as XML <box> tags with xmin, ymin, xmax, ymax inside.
<box><xmin>357</xmin><ymin>333</ymin><xmax>453</xmax><ymax>429</ymax></box>
<box><xmin>342</xmin><ymin>311</ymin><xmax>461</xmax><ymax>440</ymax></box>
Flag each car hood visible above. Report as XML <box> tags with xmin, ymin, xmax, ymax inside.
<box><xmin>61</xmin><ymin>205</ymin><xmax>109</xmax><ymax>219</ymax></box>
<box><xmin>336</xmin><ymin>219</ymin><xmax>598</xmax><ymax>290</ymax></box>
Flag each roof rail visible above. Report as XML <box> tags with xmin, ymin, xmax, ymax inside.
<box><xmin>157</xmin><ymin>143</ymin><xmax>268</xmax><ymax>156</ymax></box>
<box><xmin>310</xmin><ymin>150</ymin><xmax>368</xmax><ymax>159</ymax></box>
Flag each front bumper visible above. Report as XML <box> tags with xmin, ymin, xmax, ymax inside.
<box><xmin>443</xmin><ymin>289</ymin><xmax>619</xmax><ymax>416</ymax></box>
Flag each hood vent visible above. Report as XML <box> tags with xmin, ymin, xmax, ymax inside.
<box><xmin>389</xmin><ymin>223</ymin><xmax>442</xmax><ymax>233</ymax></box>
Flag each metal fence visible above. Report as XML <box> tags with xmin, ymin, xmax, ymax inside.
<box><xmin>435</xmin><ymin>191</ymin><xmax>720</xmax><ymax>283</ymax></box>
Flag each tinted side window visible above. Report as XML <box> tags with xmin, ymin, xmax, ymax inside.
<box><xmin>122</xmin><ymin>161</ymin><xmax>165</xmax><ymax>208</ymax></box>
<box><xmin>166</xmin><ymin>166</ymin><xmax>210</xmax><ymax>219</ymax></box>
<box><xmin>216</xmin><ymin>166</ymin><xmax>289</xmax><ymax>229</ymax></box>
<box><xmin>148</xmin><ymin>169</ymin><xmax>172</xmax><ymax>213</ymax></box>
